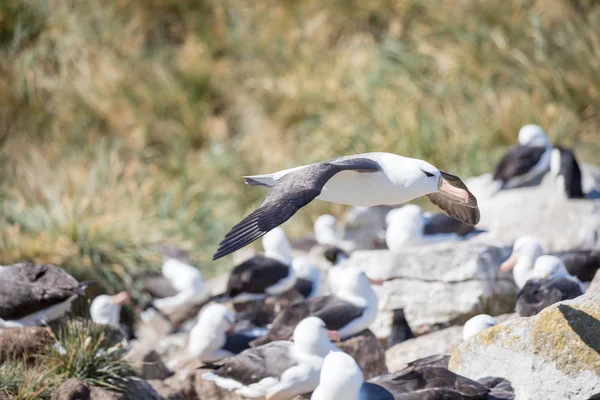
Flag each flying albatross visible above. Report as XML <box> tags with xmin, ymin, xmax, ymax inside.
<box><xmin>213</xmin><ymin>152</ymin><xmax>480</xmax><ymax>260</ymax></box>
<box><xmin>0</xmin><ymin>262</ymin><xmax>92</xmax><ymax>329</ymax></box>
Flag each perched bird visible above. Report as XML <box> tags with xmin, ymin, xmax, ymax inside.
<box><xmin>311</xmin><ymin>351</ymin><xmax>515</xmax><ymax>400</ymax></box>
<box><xmin>313</xmin><ymin>214</ymin><xmax>341</xmax><ymax>247</ymax></box>
<box><xmin>219</xmin><ymin>227</ymin><xmax>297</xmax><ymax>304</ymax></box>
<box><xmin>292</xmin><ymin>257</ymin><xmax>322</xmax><ymax>299</ymax></box>
<box><xmin>516</xmin><ymin>278</ymin><xmax>583</xmax><ymax>317</ymax></box>
<box><xmin>550</xmin><ymin>145</ymin><xmax>585</xmax><ymax>199</ymax></box>
<box><xmin>493</xmin><ymin>124</ymin><xmax>552</xmax><ymax>190</ymax></box>
<box><xmin>202</xmin><ymin>317</ymin><xmax>339</xmax><ymax>400</ymax></box>
<box><xmin>531</xmin><ymin>255</ymin><xmax>586</xmax><ymax>293</ymax></box>
<box><xmin>89</xmin><ymin>291</ymin><xmax>130</xmax><ymax>328</ymax></box>
<box><xmin>322</xmin><ymin>246</ymin><xmax>350</xmax><ymax>295</ymax></box>
<box><xmin>462</xmin><ymin>314</ymin><xmax>498</xmax><ymax>340</ymax></box>
<box><xmin>150</xmin><ymin>247</ymin><xmax>208</xmax><ymax>314</ymax></box>
<box><xmin>500</xmin><ymin>236</ymin><xmax>600</xmax><ymax>286</ymax></box>
<box><xmin>189</xmin><ymin>303</ymin><xmax>265</xmax><ymax>362</ymax></box>
<box><xmin>213</xmin><ymin>153</ymin><xmax>480</xmax><ymax>260</ymax></box>
<box><xmin>250</xmin><ymin>267</ymin><xmax>380</xmax><ymax>347</ymax></box>
<box><xmin>0</xmin><ymin>263</ymin><xmax>91</xmax><ymax>329</ymax></box>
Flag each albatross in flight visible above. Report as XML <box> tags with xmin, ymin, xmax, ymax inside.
<box><xmin>213</xmin><ymin>152</ymin><xmax>480</xmax><ymax>260</ymax></box>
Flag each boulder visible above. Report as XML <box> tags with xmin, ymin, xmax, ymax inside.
<box><xmin>589</xmin><ymin>270</ymin><xmax>600</xmax><ymax>292</ymax></box>
<box><xmin>348</xmin><ymin>241</ymin><xmax>517</xmax><ymax>336</ymax></box>
<box><xmin>336</xmin><ymin>329</ymin><xmax>388</xmax><ymax>379</ymax></box>
<box><xmin>465</xmin><ymin>165</ymin><xmax>600</xmax><ymax>251</ymax></box>
<box><xmin>51</xmin><ymin>378</ymin><xmax>91</xmax><ymax>400</ymax></box>
<box><xmin>0</xmin><ymin>326</ymin><xmax>53</xmax><ymax>363</ymax></box>
<box><xmin>385</xmin><ymin>326</ymin><xmax>463</xmax><ymax>372</ymax></box>
<box><xmin>449</xmin><ymin>292</ymin><xmax>600</xmax><ymax>399</ymax></box>
<box><xmin>126</xmin><ymin>349</ymin><xmax>172</xmax><ymax>380</ymax></box>
<box><xmin>90</xmin><ymin>379</ymin><xmax>160</xmax><ymax>400</ymax></box>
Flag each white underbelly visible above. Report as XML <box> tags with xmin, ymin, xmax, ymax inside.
<box><xmin>316</xmin><ymin>171</ymin><xmax>414</xmax><ymax>206</ymax></box>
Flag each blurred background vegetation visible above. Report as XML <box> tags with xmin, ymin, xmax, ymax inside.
<box><xmin>1</xmin><ymin>0</ymin><xmax>599</xmax><ymax>294</ymax></box>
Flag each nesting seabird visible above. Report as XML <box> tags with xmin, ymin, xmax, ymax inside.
<box><xmin>90</xmin><ymin>291</ymin><xmax>130</xmax><ymax>328</ymax></box>
<box><xmin>550</xmin><ymin>145</ymin><xmax>585</xmax><ymax>199</ymax></box>
<box><xmin>516</xmin><ymin>277</ymin><xmax>583</xmax><ymax>317</ymax></box>
<box><xmin>500</xmin><ymin>236</ymin><xmax>599</xmax><ymax>286</ymax></box>
<box><xmin>493</xmin><ymin>124</ymin><xmax>552</xmax><ymax>190</ymax></box>
<box><xmin>313</xmin><ymin>214</ymin><xmax>341</xmax><ymax>247</ymax></box>
<box><xmin>250</xmin><ymin>267</ymin><xmax>380</xmax><ymax>347</ymax></box>
<box><xmin>387</xmin><ymin>309</ymin><xmax>414</xmax><ymax>348</ymax></box>
<box><xmin>292</xmin><ymin>257</ymin><xmax>322</xmax><ymax>299</ymax></box>
<box><xmin>0</xmin><ymin>262</ymin><xmax>91</xmax><ymax>329</ymax></box>
<box><xmin>202</xmin><ymin>316</ymin><xmax>339</xmax><ymax>400</ymax></box>
<box><xmin>423</xmin><ymin>211</ymin><xmax>477</xmax><ymax>237</ymax></box>
<box><xmin>188</xmin><ymin>303</ymin><xmax>265</xmax><ymax>362</ymax></box>
<box><xmin>213</xmin><ymin>152</ymin><xmax>480</xmax><ymax>260</ymax></box>
<box><xmin>311</xmin><ymin>351</ymin><xmax>515</xmax><ymax>400</ymax></box>
<box><xmin>152</xmin><ymin>246</ymin><xmax>209</xmax><ymax>314</ymax></box>
<box><xmin>462</xmin><ymin>314</ymin><xmax>498</xmax><ymax>340</ymax></box>
<box><xmin>219</xmin><ymin>227</ymin><xmax>297</xmax><ymax>304</ymax></box>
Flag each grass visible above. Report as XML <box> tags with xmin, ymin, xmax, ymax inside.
<box><xmin>0</xmin><ymin>0</ymin><xmax>599</xmax><ymax>294</ymax></box>
<box><xmin>0</xmin><ymin>320</ymin><xmax>135</xmax><ymax>399</ymax></box>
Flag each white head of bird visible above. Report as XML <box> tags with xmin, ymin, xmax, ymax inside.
<box><xmin>532</xmin><ymin>255</ymin><xmax>570</xmax><ymax>280</ymax></box>
<box><xmin>188</xmin><ymin>303</ymin><xmax>235</xmax><ymax>360</ymax></box>
<box><xmin>197</xmin><ymin>303</ymin><xmax>235</xmax><ymax>333</ymax></box>
<box><xmin>518</xmin><ymin>124</ymin><xmax>551</xmax><ymax>148</ymax></box>
<box><xmin>335</xmin><ymin>267</ymin><xmax>381</xmax><ymax>306</ymax></box>
<box><xmin>292</xmin><ymin>317</ymin><xmax>338</xmax><ymax>357</ymax></box>
<box><xmin>500</xmin><ymin>236</ymin><xmax>544</xmax><ymax>288</ymax></box>
<box><xmin>90</xmin><ymin>291</ymin><xmax>129</xmax><ymax>328</ymax></box>
<box><xmin>314</xmin><ymin>215</ymin><xmax>339</xmax><ymax>246</ymax></box>
<box><xmin>311</xmin><ymin>351</ymin><xmax>363</xmax><ymax>400</ymax></box>
<box><xmin>385</xmin><ymin>205</ymin><xmax>425</xmax><ymax>251</ymax></box>
<box><xmin>262</xmin><ymin>227</ymin><xmax>293</xmax><ymax>265</ymax></box>
<box><xmin>462</xmin><ymin>314</ymin><xmax>498</xmax><ymax>340</ymax></box>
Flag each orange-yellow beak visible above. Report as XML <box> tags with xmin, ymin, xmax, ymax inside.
<box><xmin>110</xmin><ymin>291</ymin><xmax>130</xmax><ymax>305</ymax></box>
<box><xmin>327</xmin><ymin>330</ymin><xmax>341</xmax><ymax>342</ymax></box>
<box><xmin>500</xmin><ymin>254</ymin><xmax>518</xmax><ymax>272</ymax></box>
<box><xmin>439</xmin><ymin>176</ymin><xmax>469</xmax><ymax>202</ymax></box>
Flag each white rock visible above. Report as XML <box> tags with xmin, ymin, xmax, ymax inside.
<box><xmin>348</xmin><ymin>241</ymin><xmax>517</xmax><ymax>336</ymax></box>
<box><xmin>450</xmin><ymin>292</ymin><xmax>600</xmax><ymax>400</ymax></box>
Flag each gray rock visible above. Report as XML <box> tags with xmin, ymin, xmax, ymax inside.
<box><xmin>465</xmin><ymin>164</ymin><xmax>600</xmax><ymax>251</ymax></box>
<box><xmin>52</xmin><ymin>378</ymin><xmax>90</xmax><ymax>400</ymax></box>
<box><xmin>348</xmin><ymin>241</ymin><xmax>517</xmax><ymax>336</ymax></box>
<box><xmin>336</xmin><ymin>329</ymin><xmax>388</xmax><ymax>379</ymax></box>
<box><xmin>90</xmin><ymin>379</ymin><xmax>161</xmax><ymax>400</ymax></box>
<box><xmin>449</xmin><ymin>291</ymin><xmax>600</xmax><ymax>399</ymax></box>
<box><xmin>127</xmin><ymin>349</ymin><xmax>172</xmax><ymax>380</ymax></box>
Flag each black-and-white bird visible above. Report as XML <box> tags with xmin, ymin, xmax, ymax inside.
<box><xmin>516</xmin><ymin>277</ymin><xmax>583</xmax><ymax>317</ymax></box>
<box><xmin>311</xmin><ymin>352</ymin><xmax>515</xmax><ymax>400</ymax></box>
<box><xmin>550</xmin><ymin>145</ymin><xmax>585</xmax><ymax>199</ymax></box>
<box><xmin>0</xmin><ymin>263</ymin><xmax>91</xmax><ymax>329</ymax></box>
<box><xmin>213</xmin><ymin>153</ymin><xmax>480</xmax><ymax>260</ymax></box>
<box><xmin>493</xmin><ymin>124</ymin><xmax>552</xmax><ymax>190</ymax></box>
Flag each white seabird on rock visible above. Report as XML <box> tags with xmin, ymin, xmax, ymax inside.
<box><xmin>202</xmin><ymin>316</ymin><xmax>339</xmax><ymax>400</ymax></box>
<box><xmin>314</xmin><ymin>214</ymin><xmax>341</xmax><ymax>247</ymax></box>
<box><xmin>493</xmin><ymin>124</ymin><xmax>552</xmax><ymax>190</ymax></box>
<box><xmin>462</xmin><ymin>314</ymin><xmax>498</xmax><ymax>341</ymax></box>
<box><xmin>213</xmin><ymin>152</ymin><xmax>480</xmax><ymax>260</ymax></box>
<box><xmin>0</xmin><ymin>262</ymin><xmax>91</xmax><ymax>330</ymax></box>
<box><xmin>90</xmin><ymin>291</ymin><xmax>130</xmax><ymax>328</ymax></box>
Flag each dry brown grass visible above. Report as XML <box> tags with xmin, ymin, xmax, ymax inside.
<box><xmin>0</xmin><ymin>0</ymin><xmax>599</xmax><ymax>291</ymax></box>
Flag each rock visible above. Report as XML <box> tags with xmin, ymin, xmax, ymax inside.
<box><xmin>340</xmin><ymin>206</ymin><xmax>393</xmax><ymax>251</ymax></box>
<box><xmin>0</xmin><ymin>326</ymin><xmax>53</xmax><ymax>363</ymax></box>
<box><xmin>449</xmin><ymin>291</ymin><xmax>600</xmax><ymax>399</ymax></box>
<box><xmin>385</xmin><ymin>326</ymin><xmax>463</xmax><ymax>372</ymax></box>
<box><xmin>589</xmin><ymin>270</ymin><xmax>600</xmax><ymax>292</ymax></box>
<box><xmin>348</xmin><ymin>241</ymin><xmax>517</xmax><ymax>336</ymax></box>
<box><xmin>127</xmin><ymin>349</ymin><xmax>172</xmax><ymax>380</ymax></box>
<box><xmin>336</xmin><ymin>329</ymin><xmax>388</xmax><ymax>379</ymax></box>
<box><xmin>146</xmin><ymin>380</ymin><xmax>185</xmax><ymax>400</ymax></box>
<box><xmin>90</xmin><ymin>379</ymin><xmax>161</xmax><ymax>400</ymax></box>
<box><xmin>465</xmin><ymin>166</ymin><xmax>600</xmax><ymax>251</ymax></box>
<box><xmin>52</xmin><ymin>378</ymin><xmax>90</xmax><ymax>400</ymax></box>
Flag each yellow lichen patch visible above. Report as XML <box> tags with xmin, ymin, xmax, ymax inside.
<box><xmin>531</xmin><ymin>294</ymin><xmax>600</xmax><ymax>376</ymax></box>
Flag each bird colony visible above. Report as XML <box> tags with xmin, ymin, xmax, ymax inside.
<box><xmin>1</xmin><ymin>124</ymin><xmax>599</xmax><ymax>400</ymax></box>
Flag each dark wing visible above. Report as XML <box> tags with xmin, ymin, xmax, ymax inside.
<box><xmin>368</xmin><ymin>366</ymin><xmax>489</xmax><ymax>399</ymax></box>
<box><xmin>223</xmin><ymin>331</ymin><xmax>261</xmax><ymax>354</ymax></box>
<box><xmin>493</xmin><ymin>145</ymin><xmax>547</xmax><ymax>182</ymax></box>
<box><xmin>311</xmin><ymin>296</ymin><xmax>366</xmax><ymax>330</ymax></box>
<box><xmin>0</xmin><ymin>263</ymin><xmax>82</xmax><ymax>320</ymax></box>
<box><xmin>294</xmin><ymin>278</ymin><xmax>314</xmax><ymax>298</ymax></box>
<box><xmin>423</xmin><ymin>212</ymin><xmax>475</xmax><ymax>237</ymax></box>
<box><xmin>226</xmin><ymin>256</ymin><xmax>290</xmax><ymax>296</ymax></box>
<box><xmin>213</xmin><ymin>158</ymin><xmax>381</xmax><ymax>260</ymax></box>
<box><xmin>388</xmin><ymin>309</ymin><xmax>414</xmax><ymax>347</ymax></box>
<box><xmin>426</xmin><ymin>171</ymin><xmax>480</xmax><ymax>226</ymax></box>
<box><xmin>406</xmin><ymin>354</ymin><xmax>450</xmax><ymax>369</ymax></box>
<box><xmin>551</xmin><ymin>249</ymin><xmax>600</xmax><ymax>282</ymax></box>
<box><xmin>138</xmin><ymin>274</ymin><xmax>178</xmax><ymax>299</ymax></box>
<box><xmin>213</xmin><ymin>341</ymin><xmax>296</xmax><ymax>386</ymax></box>
<box><xmin>477</xmin><ymin>376</ymin><xmax>515</xmax><ymax>400</ymax></box>
<box><xmin>516</xmin><ymin>278</ymin><xmax>583</xmax><ymax>317</ymax></box>
<box><xmin>554</xmin><ymin>146</ymin><xmax>584</xmax><ymax>199</ymax></box>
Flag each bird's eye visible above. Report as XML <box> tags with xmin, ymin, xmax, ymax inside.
<box><xmin>422</xmin><ymin>170</ymin><xmax>435</xmax><ymax>178</ymax></box>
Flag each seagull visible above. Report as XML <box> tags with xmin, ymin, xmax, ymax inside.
<box><xmin>462</xmin><ymin>314</ymin><xmax>498</xmax><ymax>340</ymax></box>
<box><xmin>214</xmin><ymin>153</ymin><xmax>480</xmax><ymax>260</ymax></box>
<box><xmin>493</xmin><ymin>124</ymin><xmax>552</xmax><ymax>190</ymax></box>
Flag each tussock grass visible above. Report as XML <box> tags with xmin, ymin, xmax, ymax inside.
<box><xmin>0</xmin><ymin>361</ymin><xmax>59</xmax><ymax>400</ymax></box>
<box><xmin>0</xmin><ymin>0</ymin><xmax>599</xmax><ymax>293</ymax></box>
